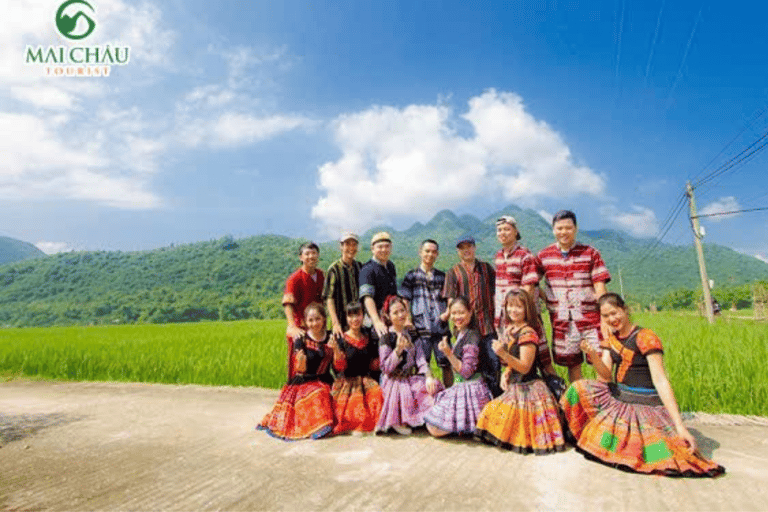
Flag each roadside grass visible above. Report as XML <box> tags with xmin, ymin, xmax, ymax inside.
<box><xmin>0</xmin><ymin>320</ymin><xmax>287</xmax><ymax>388</ymax></box>
<box><xmin>1</xmin><ymin>313</ymin><xmax>765</xmax><ymax>416</ymax></box>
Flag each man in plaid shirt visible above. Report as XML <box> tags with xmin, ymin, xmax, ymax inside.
<box><xmin>536</xmin><ymin>210</ymin><xmax>611</xmax><ymax>382</ymax></box>
<box><xmin>400</xmin><ymin>239</ymin><xmax>451</xmax><ymax>386</ymax></box>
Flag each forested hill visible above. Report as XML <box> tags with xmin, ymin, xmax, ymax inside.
<box><xmin>0</xmin><ymin>236</ymin><xmax>46</xmax><ymax>265</ymax></box>
<box><xmin>1</xmin><ymin>206</ymin><xmax>767</xmax><ymax>327</ymax></box>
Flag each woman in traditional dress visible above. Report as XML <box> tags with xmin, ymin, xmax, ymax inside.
<box><xmin>561</xmin><ymin>292</ymin><xmax>725</xmax><ymax>476</ymax></box>
<box><xmin>257</xmin><ymin>302</ymin><xmax>336</xmax><ymax>440</ymax></box>
<box><xmin>475</xmin><ymin>289</ymin><xmax>565</xmax><ymax>454</ymax></box>
<box><xmin>329</xmin><ymin>301</ymin><xmax>383</xmax><ymax>434</ymax></box>
<box><xmin>424</xmin><ymin>296</ymin><xmax>493</xmax><ymax>437</ymax></box>
<box><xmin>375</xmin><ymin>295</ymin><xmax>441</xmax><ymax>435</ymax></box>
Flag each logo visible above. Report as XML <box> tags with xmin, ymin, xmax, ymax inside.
<box><xmin>25</xmin><ymin>0</ymin><xmax>130</xmax><ymax>78</ymax></box>
<box><xmin>55</xmin><ymin>0</ymin><xmax>96</xmax><ymax>40</ymax></box>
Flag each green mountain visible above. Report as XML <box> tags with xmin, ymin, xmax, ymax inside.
<box><xmin>0</xmin><ymin>236</ymin><xmax>46</xmax><ymax>265</ymax></box>
<box><xmin>1</xmin><ymin>207</ymin><xmax>766</xmax><ymax>327</ymax></box>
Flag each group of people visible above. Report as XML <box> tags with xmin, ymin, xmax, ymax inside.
<box><xmin>257</xmin><ymin>210</ymin><xmax>725</xmax><ymax>478</ymax></box>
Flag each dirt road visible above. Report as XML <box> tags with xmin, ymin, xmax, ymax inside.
<box><xmin>2</xmin><ymin>380</ymin><xmax>767</xmax><ymax>511</ymax></box>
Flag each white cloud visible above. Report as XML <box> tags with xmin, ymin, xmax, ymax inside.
<box><xmin>700</xmin><ymin>196</ymin><xmax>740</xmax><ymax>222</ymax></box>
<box><xmin>212</xmin><ymin>113</ymin><xmax>314</xmax><ymax>148</ymax></box>
<box><xmin>311</xmin><ymin>89</ymin><xmax>606</xmax><ymax>233</ymax></box>
<box><xmin>601</xmin><ymin>205</ymin><xmax>659</xmax><ymax>238</ymax></box>
<box><xmin>35</xmin><ymin>241</ymin><xmax>72</xmax><ymax>254</ymax></box>
<box><xmin>0</xmin><ymin>0</ymin><xmax>172</xmax><ymax>210</ymax></box>
<box><xmin>538</xmin><ymin>210</ymin><xmax>553</xmax><ymax>225</ymax></box>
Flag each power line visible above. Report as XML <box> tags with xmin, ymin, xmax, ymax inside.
<box><xmin>630</xmin><ymin>192</ymin><xmax>688</xmax><ymax>266</ymax></box>
<box><xmin>689</xmin><ymin>106</ymin><xmax>768</xmax><ymax>183</ymax></box>
<box><xmin>692</xmin><ymin>206</ymin><xmax>768</xmax><ymax>218</ymax></box>
<box><xmin>693</xmin><ymin>129</ymin><xmax>768</xmax><ymax>189</ymax></box>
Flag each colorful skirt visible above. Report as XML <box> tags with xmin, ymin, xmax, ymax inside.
<box><xmin>424</xmin><ymin>378</ymin><xmax>492</xmax><ymax>435</ymax></box>
<box><xmin>331</xmin><ymin>376</ymin><xmax>383</xmax><ymax>434</ymax></box>
<box><xmin>257</xmin><ymin>380</ymin><xmax>335</xmax><ymax>441</ymax></box>
<box><xmin>475</xmin><ymin>379</ymin><xmax>565</xmax><ymax>454</ymax></box>
<box><xmin>561</xmin><ymin>380</ymin><xmax>725</xmax><ymax>477</ymax></box>
<box><xmin>376</xmin><ymin>375</ymin><xmax>438</xmax><ymax>431</ymax></box>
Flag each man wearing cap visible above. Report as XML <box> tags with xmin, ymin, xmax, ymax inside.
<box><xmin>323</xmin><ymin>232</ymin><xmax>363</xmax><ymax>337</ymax></box>
<box><xmin>400</xmin><ymin>239</ymin><xmax>451</xmax><ymax>387</ymax></box>
<box><xmin>359</xmin><ymin>232</ymin><xmax>399</xmax><ymax>338</ymax></box>
<box><xmin>536</xmin><ymin>210</ymin><xmax>611</xmax><ymax>383</ymax></box>
<box><xmin>494</xmin><ymin>215</ymin><xmax>558</xmax><ymax>377</ymax></box>
<box><xmin>441</xmin><ymin>234</ymin><xmax>500</xmax><ymax>395</ymax></box>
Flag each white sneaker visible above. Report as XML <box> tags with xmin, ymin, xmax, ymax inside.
<box><xmin>392</xmin><ymin>425</ymin><xmax>412</xmax><ymax>435</ymax></box>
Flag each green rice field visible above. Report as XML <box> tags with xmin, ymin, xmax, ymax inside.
<box><xmin>1</xmin><ymin>313</ymin><xmax>766</xmax><ymax>416</ymax></box>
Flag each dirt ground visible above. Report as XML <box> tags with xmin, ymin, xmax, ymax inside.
<box><xmin>2</xmin><ymin>380</ymin><xmax>767</xmax><ymax>511</ymax></box>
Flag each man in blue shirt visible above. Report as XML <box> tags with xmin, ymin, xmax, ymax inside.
<box><xmin>400</xmin><ymin>239</ymin><xmax>451</xmax><ymax>386</ymax></box>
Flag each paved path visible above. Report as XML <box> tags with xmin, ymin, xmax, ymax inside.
<box><xmin>2</xmin><ymin>380</ymin><xmax>767</xmax><ymax>511</ymax></box>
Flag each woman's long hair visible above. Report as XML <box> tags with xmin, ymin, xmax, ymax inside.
<box><xmin>502</xmin><ymin>289</ymin><xmax>541</xmax><ymax>334</ymax></box>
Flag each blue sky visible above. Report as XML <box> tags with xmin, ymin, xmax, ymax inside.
<box><xmin>2</xmin><ymin>0</ymin><xmax>768</xmax><ymax>264</ymax></box>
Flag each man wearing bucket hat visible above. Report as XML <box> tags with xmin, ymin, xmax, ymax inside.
<box><xmin>323</xmin><ymin>231</ymin><xmax>363</xmax><ymax>337</ymax></box>
<box><xmin>359</xmin><ymin>231</ymin><xmax>399</xmax><ymax>338</ymax></box>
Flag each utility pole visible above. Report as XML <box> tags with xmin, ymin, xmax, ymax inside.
<box><xmin>686</xmin><ymin>181</ymin><xmax>715</xmax><ymax>324</ymax></box>
<box><xmin>619</xmin><ymin>267</ymin><xmax>624</xmax><ymax>297</ymax></box>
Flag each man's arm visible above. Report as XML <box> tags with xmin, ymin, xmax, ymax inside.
<box><xmin>284</xmin><ymin>303</ymin><xmax>304</xmax><ymax>339</ymax></box>
<box><xmin>326</xmin><ymin>298</ymin><xmax>343</xmax><ymax>337</ymax></box>
<box><xmin>593</xmin><ymin>280</ymin><xmax>607</xmax><ymax>300</ymax></box>
<box><xmin>364</xmin><ymin>296</ymin><xmax>387</xmax><ymax>337</ymax></box>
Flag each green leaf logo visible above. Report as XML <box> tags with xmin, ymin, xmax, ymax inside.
<box><xmin>55</xmin><ymin>0</ymin><xmax>96</xmax><ymax>40</ymax></box>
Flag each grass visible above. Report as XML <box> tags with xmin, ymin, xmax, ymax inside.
<box><xmin>1</xmin><ymin>313</ymin><xmax>766</xmax><ymax>416</ymax></box>
<box><xmin>0</xmin><ymin>320</ymin><xmax>287</xmax><ymax>388</ymax></box>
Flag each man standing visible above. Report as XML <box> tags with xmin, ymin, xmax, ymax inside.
<box><xmin>359</xmin><ymin>232</ymin><xmax>398</xmax><ymax>339</ymax></box>
<box><xmin>536</xmin><ymin>210</ymin><xmax>611</xmax><ymax>383</ymax></box>
<box><xmin>323</xmin><ymin>232</ymin><xmax>362</xmax><ymax>337</ymax></box>
<box><xmin>441</xmin><ymin>234</ymin><xmax>499</xmax><ymax>396</ymax></box>
<box><xmin>400</xmin><ymin>239</ymin><xmax>451</xmax><ymax>387</ymax></box>
<box><xmin>494</xmin><ymin>215</ymin><xmax>557</xmax><ymax>377</ymax></box>
<box><xmin>282</xmin><ymin>241</ymin><xmax>324</xmax><ymax>378</ymax></box>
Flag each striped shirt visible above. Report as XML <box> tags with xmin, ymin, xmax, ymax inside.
<box><xmin>536</xmin><ymin>242</ymin><xmax>611</xmax><ymax>332</ymax></box>
<box><xmin>442</xmin><ymin>260</ymin><xmax>496</xmax><ymax>337</ymax></box>
<box><xmin>399</xmin><ymin>266</ymin><xmax>448</xmax><ymax>336</ymax></box>
<box><xmin>322</xmin><ymin>258</ymin><xmax>362</xmax><ymax>331</ymax></box>
<box><xmin>493</xmin><ymin>244</ymin><xmax>539</xmax><ymax>330</ymax></box>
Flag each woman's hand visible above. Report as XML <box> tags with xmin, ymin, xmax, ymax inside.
<box><xmin>426</xmin><ymin>376</ymin><xmax>440</xmax><ymax>396</ymax></box>
<box><xmin>328</xmin><ymin>336</ymin><xmax>344</xmax><ymax>358</ymax></box>
<box><xmin>500</xmin><ymin>369</ymin><xmax>510</xmax><ymax>392</ymax></box>
<box><xmin>395</xmin><ymin>332</ymin><xmax>411</xmax><ymax>355</ymax></box>
<box><xmin>599</xmin><ymin>319</ymin><xmax>612</xmax><ymax>343</ymax></box>
<box><xmin>492</xmin><ymin>338</ymin><xmax>505</xmax><ymax>356</ymax></box>
<box><xmin>438</xmin><ymin>336</ymin><xmax>452</xmax><ymax>356</ymax></box>
<box><xmin>580</xmin><ymin>338</ymin><xmax>598</xmax><ymax>357</ymax></box>
<box><xmin>678</xmin><ymin>426</ymin><xmax>698</xmax><ymax>453</ymax></box>
<box><xmin>294</xmin><ymin>349</ymin><xmax>307</xmax><ymax>373</ymax></box>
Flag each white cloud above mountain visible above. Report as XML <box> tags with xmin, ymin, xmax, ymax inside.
<box><xmin>311</xmin><ymin>89</ymin><xmax>606</xmax><ymax>234</ymax></box>
<box><xmin>601</xmin><ymin>204</ymin><xmax>659</xmax><ymax>238</ymax></box>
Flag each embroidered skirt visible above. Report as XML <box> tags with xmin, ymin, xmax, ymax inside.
<box><xmin>257</xmin><ymin>380</ymin><xmax>334</xmax><ymax>441</ymax></box>
<box><xmin>331</xmin><ymin>376</ymin><xmax>383</xmax><ymax>434</ymax></box>
<box><xmin>561</xmin><ymin>380</ymin><xmax>725</xmax><ymax>477</ymax></box>
<box><xmin>475</xmin><ymin>379</ymin><xmax>565</xmax><ymax>454</ymax></box>
<box><xmin>424</xmin><ymin>378</ymin><xmax>492</xmax><ymax>435</ymax></box>
<box><xmin>376</xmin><ymin>375</ymin><xmax>438</xmax><ymax>431</ymax></box>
